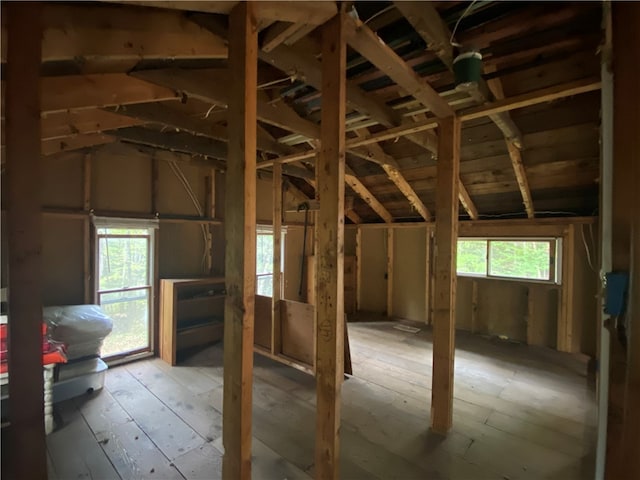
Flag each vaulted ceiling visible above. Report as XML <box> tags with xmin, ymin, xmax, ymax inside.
<box><xmin>1</xmin><ymin>1</ymin><xmax>602</xmax><ymax>223</ymax></box>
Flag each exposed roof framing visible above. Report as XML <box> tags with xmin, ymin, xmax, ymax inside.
<box><xmin>40</xmin><ymin>73</ymin><xmax>178</xmax><ymax>114</ymax></box>
<box><xmin>353</xmin><ymin>128</ymin><xmax>431</xmax><ymax>221</ymax></box>
<box><xmin>395</xmin><ymin>1</ymin><xmax>531</xmax><ymax>217</ymax></box>
<box><xmin>0</xmin><ymin>1</ymin><xmax>602</xmax><ymax>222</ymax></box>
<box><xmin>343</xmin><ymin>13</ymin><xmax>454</xmax><ymax>118</ymax></box>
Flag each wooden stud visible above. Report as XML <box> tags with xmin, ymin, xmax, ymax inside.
<box><xmin>315</xmin><ymin>11</ymin><xmax>346</xmax><ymax>479</ymax></box>
<box><xmin>207</xmin><ymin>169</ymin><xmax>216</xmax><ymax>274</ymax></box>
<box><xmin>204</xmin><ymin>169</ymin><xmax>215</xmax><ymax>273</ymax></box>
<box><xmin>430</xmin><ymin>116</ymin><xmax>461</xmax><ymax>434</ymax></box>
<box><xmin>356</xmin><ymin>226</ymin><xmax>362</xmax><ymax>312</ymax></box>
<box><xmin>387</xmin><ymin>228</ymin><xmax>394</xmax><ymax>318</ymax></box>
<box><xmin>222</xmin><ymin>3</ymin><xmax>257</xmax><ymax>479</ymax></box>
<box><xmin>424</xmin><ymin>226</ymin><xmax>431</xmax><ymax>325</ymax></box>
<box><xmin>83</xmin><ymin>153</ymin><xmax>93</xmax><ymax>304</ymax></box>
<box><xmin>526</xmin><ymin>286</ymin><xmax>536</xmax><ymax>345</ymax></box>
<box><xmin>557</xmin><ymin>226</ymin><xmax>575</xmax><ymax>353</ymax></box>
<box><xmin>471</xmin><ymin>280</ymin><xmax>478</xmax><ymax>334</ymax></box>
<box><xmin>5</xmin><ymin>3</ymin><xmax>47</xmax><ymax>479</ymax></box>
<box><xmin>272</xmin><ymin>162</ymin><xmax>283</xmax><ymax>355</ymax></box>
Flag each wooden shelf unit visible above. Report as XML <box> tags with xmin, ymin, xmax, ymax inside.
<box><xmin>159</xmin><ymin>277</ymin><xmax>225</xmax><ymax>365</ymax></box>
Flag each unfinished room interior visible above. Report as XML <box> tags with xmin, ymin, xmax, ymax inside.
<box><xmin>1</xmin><ymin>0</ymin><xmax>638</xmax><ymax>479</ymax></box>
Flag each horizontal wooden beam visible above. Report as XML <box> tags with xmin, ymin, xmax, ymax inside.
<box><xmin>39</xmin><ymin>73</ymin><xmax>178</xmax><ymax>114</ymax></box>
<box><xmin>1</xmin><ymin>3</ymin><xmax>228</xmax><ymax>69</ymax></box>
<box><xmin>460</xmin><ymin>77</ymin><xmax>601</xmax><ymax>121</ymax></box>
<box><xmin>342</xmin><ymin>216</ymin><xmax>596</xmax><ymax>230</ymax></box>
<box><xmin>41</xmin><ymin>109</ymin><xmax>144</xmax><ymax>141</ymax></box>
<box><xmin>393</xmin><ymin>1</ymin><xmax>453</xmax><ymax>68</ymax></box>
<box><xmin>343</xmin><ymin>14</ymin><xmax>454</xmax><ymax>118</ymax></box>
<box><xmin>41</xmin><ymin>133</ymin><xmax>116</xmax><ymax>156</ymax></box>
<box><xmin>113</xmin><ymin>102</ymin><xmax>292</xmax><ymax>155</ymax></box>
<box><xmin>37</xmin><ymin>206</ymin><xmax>223</xmax><ymax>224</ymax></box>
<box><xmin>262</xmin><ymin>77</ymin><xmax>601</xmax><ymax>167</ymax></box>
<box><xmin>108</xmin><ymin>126</ymin><xmax>227</xmax><ymax>165</ymax></box>
<box><xmin>259</xmin><ymin>42</ymin><xmax>401</xmax><ymax>128</ymax></box>
<box><xmin>132</xmin><ymin>68</ymin><xmax>320</xmax><ymax>139</ymax></box>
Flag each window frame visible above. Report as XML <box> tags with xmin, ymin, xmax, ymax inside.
<box><xmin>456</xmin><ymin>237</ymin><xmax>561</xmax><ymax>285</ymax></box>
<box><xmin>255</xmin><ymin>225</ymin><xmax>286</xmax><ymax>297</ymax></box>
<box><xmin>94</xmin><ymin>224</ymin><xmax>156</xmax><ymax>363</ymax></box>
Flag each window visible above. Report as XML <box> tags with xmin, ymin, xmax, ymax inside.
<box><xmin>457</xmin><ymin>238</ymin><xmax>559</xmax><ymax>283</ymax></box>
<box><xmin>256</xmin><ymin>226</ymin><xmax>285</xmax><ymax>297</ymax></box>
<box><xmin>93</xmin><ymin>217</ymin><xmax>157</xmax><ymax>361</ymax></box>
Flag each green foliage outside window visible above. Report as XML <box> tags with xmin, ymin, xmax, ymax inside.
<box><xmin>457</xmin><ymin>238</ymin><xmax>554</xmax><ymax>282</ymax></box>
<box><xmin>489</xmin><ymin>240</ymin><xmax>550</xmax><ymax>280</ymax></box>
<box><xmin>457</xmin><ymin>240</ymin><xmax>487</xmax><ymax>275</ymax></box>
<box><xmin>256</xmin><ymin>233</ymin><xmax>274</xmax><ymax>296</ymax></box>
<box><xmin>98</xmin><ymin>236</ymin><xmax>149</xmax><ymax>290</ymax></box>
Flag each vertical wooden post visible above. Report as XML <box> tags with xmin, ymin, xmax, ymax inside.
<box><xmin>356</xmin><ymin>226</ymin><xmax>362</xmax><ymax>312</ymax></box>
<box><xmin>557</xmin><ymin>226</ymin><xmax>575</xmax><ymax>352</ymax></box>
<box><xmin>430</xmin><ymin>116</ymin><xmax>460</xmax><ymax>434</ymax></box>
<box><xmin>83</xmin><ymin>153</ymin><xmax>92</xmax><ymax>304</ymax></box>
<box><xmin>205</xmin><ymin>169</ymin><xmax>216</xmax><ymax>273</ymax></box>
<box><xmin>424</xmin><ymin>226</ymin><xmax>430</xmax><ymax>324</ymax></box>
<box><xmin>470</xmin><ymin>280</ymin><xmax>478</xmax><ymax>334</ymax></box>
<box><xmin>387</xmin><ymin>228</ymin><xmax>394</xmax><ymax>318</ymax></box>
<box><xmin>222</xmin><ymin>3</ymin><xmax>257</xmax><ymax>479</ymax></box>
<box><xmin>608</xmin><ymin>4</ymin><xmax>640</xmax><ymax>478</ymax></box>
<box><xmin>6</xmin><ymin>3</ymin><xmax>47</xmax><ymax>479</ymax></box>
<box><xmin>272</xmin><ymin>163</ymin><xmax>283</xmax><ymax>355</ymax></box>
<box><xmin>315</xmin><ymin>10</ymin><xmax>346</xmax><ymax>479</ymax></box>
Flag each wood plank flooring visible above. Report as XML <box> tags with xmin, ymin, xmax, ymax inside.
<box><xmin>46</xmin><ymin>322</ymin><xmax>596</xmax><ymax>479</ymax></box>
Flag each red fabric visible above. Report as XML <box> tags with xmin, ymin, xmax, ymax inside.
<box><xmin>0</xmin><ymin>323</ymin><xmax>67</xmax><ymax>371</ymax></box>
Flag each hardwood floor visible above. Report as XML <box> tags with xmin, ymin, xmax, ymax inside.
<box><xmin>46</xmin><ymin>322</ymin><xmax>596</xmax><ymax>479</ymax></box>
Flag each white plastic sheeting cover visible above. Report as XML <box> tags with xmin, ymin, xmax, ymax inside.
<box><xmin>43</xmin><ymin>305</ymin><xmax>113</xmax><ymax>360</ymax></box>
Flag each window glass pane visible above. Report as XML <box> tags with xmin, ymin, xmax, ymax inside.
<box><xmin>257</xmin><ymin>275</ymin><xmax>273</xmax><ymax>297</ymax></box>
<box><xmin>256</xmin><ymin>234</ymin><xmax>274</xmax><ymax>275</ymax></box>
<box><xmin>99</xmin><ymin>289</ymin><xmax>149</xmax><ymax>356</ymax></box>
<box><xmin>97</xmin><ymin>228</ymin><xmax>148</xmax><ymax>235</ymax></box>
<box><xmin>489</xmin><ymin>241</ymin><xmax>551</xmax><ymax>280</ymax></box>
<box><xmin>99</xmin><ymin>236</ymin><xmax>149</xmax><ymax>290</ymax></box>
<box><xmin>457</xmin><ymin>240</ymin><xmax>487</xmax><ymax>275</ymax></box>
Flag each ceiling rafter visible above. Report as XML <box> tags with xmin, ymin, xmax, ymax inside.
<box><xmin>0</xmin><ymin>3</ymin><xmax>228</xmax><ymax>70</ymax></box>
<box><xmin>353</xmin><ymin>129</ymin><xmax>431</xmax><ymax>221</ymax></box>
<box><xmin>343</xmin><ymin>13</ymin><xmax>454</xmax><ymax>118</ymax></box>
<box><xmin>395</xmin><ymin>1</ymin><xmax>532</xmax><ymax>217</ymax></box>
<box><xmin>111</xmin><ymin>102</ymin><xmax>292</xmax><ymax>156</ymax></box>
<box><xmin>39</xmin><ymin>73</ymin><xmax>178</xmax><ymax>114</ymax></box>
<box><xmin>131</xmin><ymin>67</ymin><xmax>391</xmax><ymax>222</ymax></box>
<box><xmin>342</xmin><ymin>14</ymin><xmax>481</xmax><ymax>219</ymax></box>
